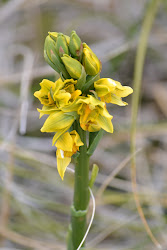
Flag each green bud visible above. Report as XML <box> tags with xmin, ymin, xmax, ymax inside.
<box><xmin>61</xmin><ymin>54</ymin><xmax>83</xmax><ymax>79</ymax></box>
<box><xmin>48</xmin><ymin>32</ymin><xmax>70</xmax><ymax>44</ymax></box>
<box><xmin>82</xmin><ymin>43</ymin><xmax>101</xmax><ymax>76</ymax></box>
<box><xmin>48</xmin><ymin>32</ymin><xmax>58</xmax><ymax>42</ymax></box>
<box><xmin>55</xmin><ymin>33</ymin><xmax>69</xmax><ymax>57</ymax></box>
<box><xmin>69</xmin><ymin>30</ymin><xmax>83</xmax><ymax>59</ymax></box>
<box><xmin>44</xmin><ymin>36</ymin><xmax>70</xmax><ymax>79</ymax></box>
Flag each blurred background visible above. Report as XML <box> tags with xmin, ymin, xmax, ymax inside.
<box><xmin>0</xmin><ymin>0</ymin><xmax>167</xmax><ymax>249</ymax></box>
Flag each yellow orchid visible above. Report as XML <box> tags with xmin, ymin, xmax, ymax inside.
<box><xmin>76</xmin><ymin>95</ymin><xmax>113</xmax><ymax>133</ymax></box>
<box><xmin>35</xmin><ymin>77</ymin><xmax>81</xmax><ymax>118</ymax></box>
<box><xmin>34</xmin><ymin>79</ymin><xmax>56</xmax><ymax>106</ymax></box>
<box><xmin>56</xmin><ymin>130</ymin><xmax>84</xmax><ymax>180</ymax></box>
<box><xmin>94</xmin><ymin>78</ymin><xmax>133</xmax><ymax>106</ymax></box>
<box><xmin>53</xmin><ymin>78</ymin><xmax>81</xmax><ymax>109</ymax></box>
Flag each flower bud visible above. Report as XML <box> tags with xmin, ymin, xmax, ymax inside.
<box><xmin>55</xmin><ymin>33</ymin><xmax>69</xmax><ymax>57</ymax></box>
<box><xmin>82</xmin><ymin>43</ymin><xmax>101</xmax><ymax>76</ymax></box>
<box><xmin>48</xmin><ymin>32</ymin><xmax>70</xmax><ymax>44</ymax></box>
<box><xmin>44</xmin><ymin>36</ymin><xmax>70</xmax><ymax>79</ymax></box>
<box><xmin>61</xmin><ymin>54</ymin><xmax>83</xmax><ymax>79</ymax></box>
<box><xmin>69</xmin><ymin>30</ymin><xmax>83</xmax><ymax>59</ymax></box>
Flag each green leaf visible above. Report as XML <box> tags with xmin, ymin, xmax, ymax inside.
<box><xmin>81</xmin><ymin>72</ymin><xmax>100</xmax><ymax>93</ymax></box>
<box><xmin>89</xmin><ymin>164</ymin><xmax>99</xmax><ymax>188</ymax></box>
<box><xmin>87</xmin><ymin>129</ymin><xmax>104</xmax><ymax>156</ymax></box>
<box><xmin>75</xmin><ymin>66</ymin><xmax>86</xmax><ymax>90</ymax></box>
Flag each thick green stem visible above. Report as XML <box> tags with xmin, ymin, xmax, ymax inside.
<box><xmin>69</xmin><ymin>123</ymin><xmax>90</xmax><ymax>249</ymax></box>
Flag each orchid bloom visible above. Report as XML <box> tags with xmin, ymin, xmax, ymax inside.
<box><xmin>76</xmin><ymin>95</ymin><xmax>113</xmax><ymax>133</ymax></box>
<box><xmin>56</xmin><ymin>130</ymin><xmax>83</xmax><ymax>180</ymax></box>
<box><xmin>94</xmin><ymin>78</ymin><xmax>133</xmax><ymax>106</ymax></box>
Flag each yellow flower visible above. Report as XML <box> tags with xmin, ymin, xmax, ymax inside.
<box><xmin>53</xmin><ymin>78</ymin><xmax>81</xmax><ymax>109</ymax></box>
<box><xmin>82</xmin><ymin>43</ymin><xmax>101</xmax><ymax>76</ymax></box>
<box><xmin>34</xmin><ymin>79</ymin><xmax>56</xmax><ymax>106</ymax></box>
<box><xmin>56</xmin><ymin>130</ymin><xmax>84</xmax><ymax>180</ymax></box>
<box><xmin>76</xmin><ymin>95</ymin><xmax>113</xmax><ymax>133</ymax></box>
<box><xmin>94</xmin><ymin>78</ymin><xmax>133</xmax><ymax>106</ymax></box>
<box><xmin>35</xmin><ymin>78</ymin><xmax>81</xmax><ymax>117</ymax></box>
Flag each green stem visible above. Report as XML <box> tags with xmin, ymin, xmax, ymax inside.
<box><xmin>69</xmin><ymin>122</ymin><xmax>90</xmax><ymax>249</ymax></box>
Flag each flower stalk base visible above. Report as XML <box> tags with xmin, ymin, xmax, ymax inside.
<box><xmin>68</xmin><ymin>122</ymin><xmax>90</xmax><ymax>250</ymax></box>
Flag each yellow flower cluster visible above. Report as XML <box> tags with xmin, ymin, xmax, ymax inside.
<box><xmin>34</xmin><ymin>31</ymin><xmax>133</xmax><ymax>179</ymax></box>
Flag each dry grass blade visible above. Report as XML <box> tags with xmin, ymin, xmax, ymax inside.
<box><xmin>0</xmin><ymin>227</ymin><xmax>64</xmax><ymax>250</ymax></box>
<box><xmin>95</xmin><ymin>148</ymin><xmax>142</xmax><ymax>203</ymax></box>
<box><xmin>130</xmin><ymin>0</ymin><xmax>162</xmax><ymax>248</ymax></box>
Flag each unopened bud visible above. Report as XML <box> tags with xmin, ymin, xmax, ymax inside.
<box><xmin>48</xmin><ymin>32</ymin><xmax>70</xmax><ymax>44</ymax></box>
<box><xmin>61</xmin><ymin>54</ymin><xmax>83</xmax><ymax>79</ymax></box>
<box><xmin>44</xmin><ymin>36</ymin><xmax>70</xmax><ymax>79</ymax></box>
<box><xmin>55</xmin><ymin>33</ymin><xmax>69</xmax><ymax>57</ymax></box>
<box><xmin>82</xmin><ymin>43</ymin><xmax>101</xmax><ymax>76</ymax></box>
<box><xmin>69</xmin><ymin>30</ymin><xmax>83</xmax><ymax>59</ymax></box>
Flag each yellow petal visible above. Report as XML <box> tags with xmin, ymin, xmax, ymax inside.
<box><xmin>109</xmin><ymin>94</ymin><xmax>128</xmax><ymax>106</ymax></box>
<box><xmin>37</xmin><ymin>106</ymin><xmax>58</xmax><ymax>118</ymax></box>
<box><xmin>96</xmin><ymin>114</ymin><xmax>113</xmax><ymax>133</ymax></box>
<box><xmin>76</xmin><ymin>95</ymin><xmax>105</xmax><ymax>110</ymax></box>
<box><xmin>61</xmin><ymin>101</ymin><xmax>80</xmax><ymax>112</ymax></box>
<box><xmin>34</xmin><ymin>79</ymin><xmax>56</xmax><ymax>105</ymax></box>
<box><xmin>70</xmin><ymin>90</ymin><xmax>82</xmax><ymax>101</ymax></box>
<box><xmin>99</xmin><ymin>106</ymin><xmax>113</xmax><ymax>118</ymax></box>
<box><xmin>52</xmin><ymin>124</ymin><xmax>71</xmax><ymax>145</ymax></box>
<box><xmin>64</xmin><ymin>78</ymin><xmax>77</xmax><ymax>87</ymax></box>
<box><xmin>41</xmin><ymin>111</ymin><xmax>75</xmax><ymax>132</ymax></box>
<box><xmin>94</xmin><ymin>78</ymin><xmax>133</xmax><ymax>99</ymax></box>
<box><xmin>56</xmin><ymin>132</ymin><xmax>73</xmax><ymax>152</ymax></box>
<box><xmin>56</xmin><ymin>150</ymin><xmax>71</xmax><ymax>180</ymax></box>
<box><xmin>85</xmin><ymin>123</ymin><xmax>101</xmax><ymax>132</ymax></box>
<box><xmin>113</xmin><ymin>85</ymin><xmax>133</xmax><ymax>97</ymax></box>
<box><xmin>54</xmin><ymin>92</ymin><xmax>71</xmax><ymax>107</ymax></box>
<box><xmin>94</xmin><ymin>81</ymin><xmax>110</xmax><ymax>97</ymax></box>
<box><xmin>53</xmin><ymin>78</ymin><xmax>65</xmax><ymax>95</ymax></box>
<box><xmin>70</xmin><ymin>130</ymin><xmax>84</xmax><ymax>147</ymax></box>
